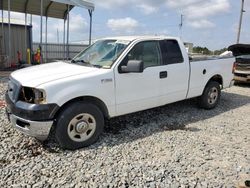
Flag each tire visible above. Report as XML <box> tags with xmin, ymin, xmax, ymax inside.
<box><xmin>55</xmin><ymin>102</ymin><xmax>104</xmax><ymax>150</ymax></box>
<box><xmin>198</xmin><ymin>81</ymin><xmax>221</xmax><ymax>109</ymax></box>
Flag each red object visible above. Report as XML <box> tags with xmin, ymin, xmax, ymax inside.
<box><xmin>11</xmin><ymin>63</ymin><xmax>17</xmax><ymax>68</ymax></box>
<box><xmin>17</xmin><ymin>51</ymin><xmax>21</xmax><ymax>62</ymax></box>
<box><xmin>34</xmin><ymin>51</ymin><xmax>41</xmax><ymax>63</ymax></box>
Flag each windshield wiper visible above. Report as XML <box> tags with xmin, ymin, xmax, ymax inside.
<box><xmin>92</xmin><ymin>64</ymin><xmax>102</xmax><ymax>68</ymax></box>
<box><xmin>72</xmin><ymin>59</ymin><xmax>92</xmax><ymax>66</ymax></box>
<box><xmin>71</xmin><ymin>59</ymin><xmax>86</xmax><ymax>64</ymax></box>
<box><xmin>71</xmin><ymin>59</ymin><xmax>102</xmax><ymax>68</ymax></box>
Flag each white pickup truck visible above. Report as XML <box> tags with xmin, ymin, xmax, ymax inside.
<box><xmin>5</xmin><ymin>36</ymin><xmax>235</xmax><ymax>150</ymax></box>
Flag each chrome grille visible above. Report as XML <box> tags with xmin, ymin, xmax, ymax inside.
<box><xmin>8</xmin><ymin>78</ymin><xmax>21</xmax><ymax>102</ymax></box>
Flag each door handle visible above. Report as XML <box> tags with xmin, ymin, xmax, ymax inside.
<box><xmin>159</xmin><ymin>71</ymin><xmax>168</xmax><ymax>79</ymax></box>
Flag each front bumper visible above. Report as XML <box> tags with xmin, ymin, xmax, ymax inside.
<box><xmin>5</xmin><ymin>92</ymin><xmax>59</xmax><ymax>121</ymax></box>
<box><xmin>7</xmin><ymin>113</ymin><xmax>53</xmax><ymax>141</ymax></box>
<box><xmin>5</xmin><ymin>93</ymin><xmax>59</xmax><ymax>141</ymax></box>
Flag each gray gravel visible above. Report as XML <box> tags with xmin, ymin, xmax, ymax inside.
<box><xmin>0</xmin><ymin>80</ymin><xmax>250</xmax><ymax>187</ymax></box>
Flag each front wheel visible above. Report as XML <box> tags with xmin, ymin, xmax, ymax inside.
<box><xmin>198</xmin><ymin>81</ymin><xmax>221</xmax><ymax>109</ymax></box>
<box><xmin>55</xmin><ymin>102</ymin><xmax>104</xmax><ymax>150</ymax></box>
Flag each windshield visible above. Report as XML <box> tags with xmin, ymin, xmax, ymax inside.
<box><xmin>72</xmin><ymin>39</ymin><xmax>129</xmax><ymax>68</ymax></box>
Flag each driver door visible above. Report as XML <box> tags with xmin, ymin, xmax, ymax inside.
<box><xmin>114</xmin><ymin>40</ymin><xmax>164</xmax><ymax>116</ymax></box>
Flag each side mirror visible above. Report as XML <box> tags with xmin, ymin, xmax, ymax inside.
<box><xmin>121</xmin><ymin>60</ymin><xmax>144</xmax><ymax>73</ymax></box>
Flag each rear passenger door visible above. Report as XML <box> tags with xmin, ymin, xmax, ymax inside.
<box><xmin>159</xmin><ymin>40</ymin><xmax>190</xmax><ymax>105</ymax></box>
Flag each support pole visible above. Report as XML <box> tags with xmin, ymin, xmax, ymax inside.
<box><xmin>237</xmin><ymin>0</ymin><xmax>245</xmax><ymax>44</ymax></box>
<box><xmin>24</xmin><ymin>0</ymin><xmax>29</xmax><ymax>61</ymax></box>
<box><xmin>30</xmin><ymin>14</ymin><xmax>33</xmax><ymax>56</ymax></box>
<box><xmin>179</xmin><ymin>14</ymin><xmax>183</xmax><ymax>40</ymax></box>
<box><xmin>45</xmin><ymin>16</ymin><xmax>48</xmax><ymax>63</ymax></box>
<box><xmin>30</xmin><ymin>14</ymin><xmax>32</xmax><ymax>25</ymax></box>
<box><xmin>66</xmin><ymin>4</ymin><xmax>69</xmax><ymax>60</ymax></box>
<box><xmin>40</xmin><ymin>0</ymin><xmax>43</xmax><ymax>51</ymax></box>
<box><xmin>8</xmin><ymin>0</ymin><xmax>11</xmax><ymax>67</ymax></box>
<box><xmin>25</xmin><ymin>13</ymin><xmax>27</xmax><ymax>54</ymax></box>
<box><xmin>1</xmin><ymin>0</ymin><xmax>4</xmax><ymax>54</ymax></box>
<box><xmin>63</xmin><ymin>18</ymin><xmax>66</xmax><ymax>60</ymax></box>
<box><xmin>88</xmin><ymin>9</ymin><xmax>92</xmax><ymax>46</ymax></box>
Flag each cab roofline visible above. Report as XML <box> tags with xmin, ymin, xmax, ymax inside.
<box><xmin>96</xmin><ymin>35</ymin><xmax>179</xmax><ymax>42</ymax></box>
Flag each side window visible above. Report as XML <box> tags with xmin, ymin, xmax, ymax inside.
<box><xmin>123</xmin><ymin>41</ymin><xmax>161</xmax><ymax>69</ymax></box>
<box><xmin>160</xmin><ymin>40</ymin><xmax>184</xmax><ymax>65</ymax></box>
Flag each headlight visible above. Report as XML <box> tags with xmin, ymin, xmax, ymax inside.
<box><xmin>20</xmin><ymin>87</ymin><xmax>46</xmax><ymax>104</ymax></box>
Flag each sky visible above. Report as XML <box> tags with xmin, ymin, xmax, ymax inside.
<box><xmin>2</xmin><ymin>0</ymin><xmax>250</xmax><ymax>50</ymax></box>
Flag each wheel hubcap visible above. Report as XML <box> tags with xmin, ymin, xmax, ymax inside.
<box><xmin>208</xmin><ymin>87</ymin><xmax>218</xmax><ymax>105</ymax></box>
<box><xmin>67</xmin><ymin>113</ymin><xmax>96</xmax><ymax>142</ymax></box>
<box><xmin>75</xmin><ymin>121</ymin><xmax>88</xmax><ymax>133</ymax></box>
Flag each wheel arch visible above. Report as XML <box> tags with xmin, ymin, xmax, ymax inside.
<box><xmin>205</xmin><ymin>74</ymin><xmax>223</xmax><ymax>89</ymax></box>
<box><xmin>55</xmin><ymin>96</ymin><xmax>110</xmax><ymax>120</ymax></box>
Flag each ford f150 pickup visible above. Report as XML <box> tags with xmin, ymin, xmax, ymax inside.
<box><xmin>5</xmin><ymin>36</ymin><xmax>235</xmax><ymax>149</ymax></box>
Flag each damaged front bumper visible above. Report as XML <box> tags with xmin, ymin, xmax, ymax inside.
<box><xmin>7</xmin><ymin>112</ymin><xmax>53</xmax><ymax>141</ymax></box>
<box><xmin>5</xmin><ymin>93</ymin><xmax>59</xmax><ymax>141</ymax></box>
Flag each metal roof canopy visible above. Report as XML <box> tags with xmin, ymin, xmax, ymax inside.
<box><xmin>1</xmin><ymin>0</ymin><xmax>94</xmax><ymax>19</ymax></box>
<box><xmin>1</xmin><ymin>0</ymin><xmax>94</xmax><ymax>64</ymax></box>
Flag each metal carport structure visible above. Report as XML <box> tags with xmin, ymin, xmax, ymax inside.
<box><xmin>0</xmin><ymin>0</ymin><xmax>94</xmax><ymax>64</ymax></box>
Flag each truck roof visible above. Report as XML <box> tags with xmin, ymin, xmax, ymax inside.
<box><xmin>100</xmin><ymin>35</ymin><xmax>180</xmax><ymax>42</ymax></box>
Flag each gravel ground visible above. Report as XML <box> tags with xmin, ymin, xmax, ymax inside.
<box><xmin>0</xmin><ymin>80</ymin><xmax>249</xmax><ymax>188</ymax></box>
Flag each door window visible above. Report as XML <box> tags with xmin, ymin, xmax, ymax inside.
<box><xmin>121</xmin><ymin>41</ymin><xmax>161</xmax><ymax>69</ymax></box>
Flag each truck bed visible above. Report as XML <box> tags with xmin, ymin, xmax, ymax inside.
<box><xmin>187</xmin><ymin>57</ymin><xmax>235</xmax><ymax>99</ymax></box>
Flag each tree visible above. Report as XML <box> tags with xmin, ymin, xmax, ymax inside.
<box><xmin>193</xmin><ymin>46</ymin><xmax>212</xmax><ymax>55</ymax></box>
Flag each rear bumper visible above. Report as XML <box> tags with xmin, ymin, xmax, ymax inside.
<box><xmin>234</xmin><ymin>74</ymin><xmax>250</xmax><ymax>83</ymax></box>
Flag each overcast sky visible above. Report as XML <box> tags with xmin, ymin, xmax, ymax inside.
<box><xmin>3</xmin><ymin>0</ymin><xmax>250</xmax><ymax>50</ymax></box>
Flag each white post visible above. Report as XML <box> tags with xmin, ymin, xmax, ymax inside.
<box><xmin>40</xmin><ymin>0</ymin><xmax>43</xmax><ymax>51</ymax></box>
<box><xmin>66</xmin><ymin>4</ymin><xmax>69</xmax><ymax>60</ymax></box>
<box><xmin>30</xmin><ymin>14</ymin><xmax>32</xmax><ymax>25</ymax></box>
<box><xmin>1</xmin><ymin>1</ymin><xmax>4</xmax><ymax>54</ymax></box>
<box><xmin>30</xmin><ymin>14</ymin><xmax>33</xmax><ymax>56</ymax></box>
<box><xmin>237</xmin><ymin>0</ymin><xmax>245</xmax><ymax>43</ymax></box>
<box><xmin>25</xmin><ymin>13</ymin><xmax>27</xmax><ymax>55</ymax></box>
<box><xmin>8</xmin><ymin>0</ymin><xmax>11</xmax><ymax>66</ymax></box>
<box><xmin>88</xmin><ymin>10</ymin><xmax>92</xmax><ymax>45</ymax></box>
<box><xmin>45</xmin><ymin>16</ymin><xmax>48</xmax><ymax>63</ymax></box>
<box><xmin>63</xmin><ymin>18</ymin><xmax>66</xmax><ymax>60</ymax></box>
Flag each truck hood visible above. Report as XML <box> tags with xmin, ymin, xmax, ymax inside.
<box><xmin>11</xmin><ymin>61</ymin><xmax>99</xmax><ymax>87</ymax></box>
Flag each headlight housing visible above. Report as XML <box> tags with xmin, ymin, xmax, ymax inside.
<box><xmin>19</xmin><ymin>87</ymin><xmax>46</xmax><ymax>104</ymax></box>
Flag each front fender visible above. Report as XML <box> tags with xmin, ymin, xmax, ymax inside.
<box><xmin>39</xmin><ymin>73</ymin><xmax>116</xmax><ymax>117</ymax></box>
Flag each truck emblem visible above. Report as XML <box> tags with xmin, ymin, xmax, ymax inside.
<box><xmin>101</xmin><ymin>79</ymin><xmax>113</xmax><ymax>83</ymax></box>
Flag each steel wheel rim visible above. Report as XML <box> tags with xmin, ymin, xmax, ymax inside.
<box><xmin>208</xmin><ymin>87</ymin><xmax>218</xmax><ymax>105</ymax></box>
<box><xmin>67</xmin><ymin>113</ymin><xmax>96</xmax><ymax>142</ymax></box>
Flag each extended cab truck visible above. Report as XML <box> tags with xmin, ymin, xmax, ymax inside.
<box><xmin>5</xmin><ymin>36</ymin><xmax>235</xmax><ymax>150</ymax></box>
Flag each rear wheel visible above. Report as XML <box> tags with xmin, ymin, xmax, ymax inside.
<box><xmin>55</xmin><ymin>102</ymin><xmax>104</xmax><ymax>150</ymax></box>
<box><xmin>198</xmin><ymin>81</ymin><xmax>221</xmax><ymax>109</ymax></box>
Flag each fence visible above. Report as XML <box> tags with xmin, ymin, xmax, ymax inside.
<box><xmin>33</xmin><ymin>43</ymin><xmax>88</xmax><ymax>62</ymax></box>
